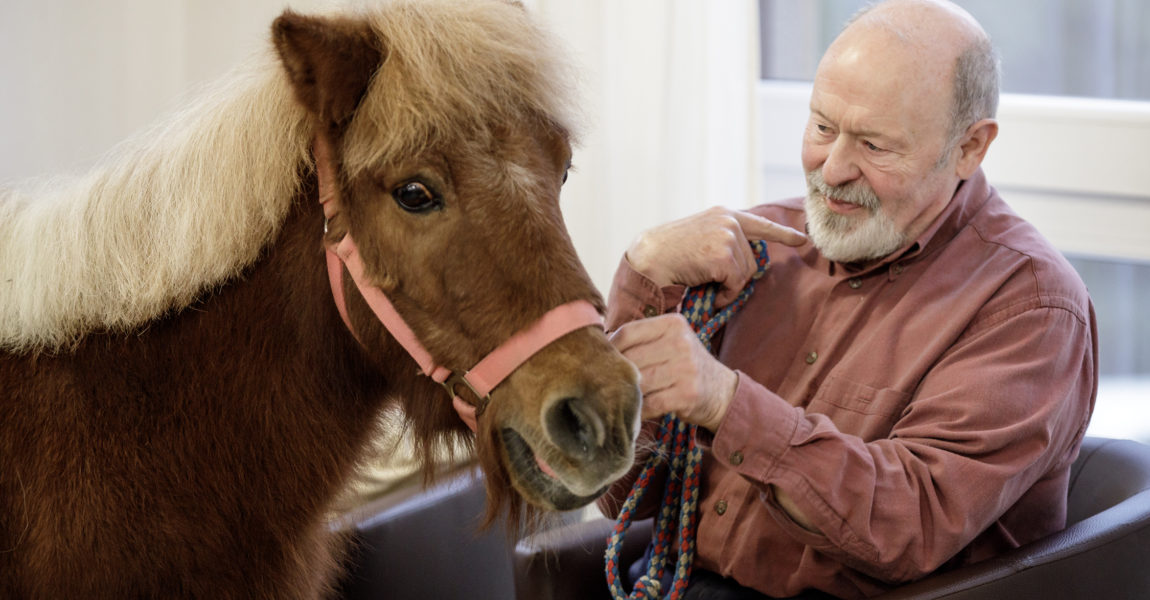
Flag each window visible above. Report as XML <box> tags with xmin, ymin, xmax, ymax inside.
<box><xmin>761</xmin><ymin>0</ymin><xmax>1150</xmax><ymax>100</ymax></box>
<box><xmin>758</xmin><ymin>0</ymin><xmax>1150</xmax><ymax>441</ymax></box>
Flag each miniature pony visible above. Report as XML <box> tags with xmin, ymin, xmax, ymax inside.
<box><xmin>0</xmin><ymin>1</ymin><xmax>639</xmax><ymax>597</ymax></box>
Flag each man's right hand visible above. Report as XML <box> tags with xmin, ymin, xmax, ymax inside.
<box><xmin>626</xmin><ymin>207</ymin><xmax>807</xmax><ymax>306</ymax></box>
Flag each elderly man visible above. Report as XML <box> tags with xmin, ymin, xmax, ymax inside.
<box><xmin>600</xmin><ymin>0</ymin><xmax>1097</xmax><ymax>598</ymax></box>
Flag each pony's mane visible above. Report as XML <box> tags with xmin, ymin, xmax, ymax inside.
<box><xmin>0</xmin><ymin>0</ymin><xmax>579</xmax><ymax>354</ymax></box>
<box><xmin>0</xmin><ymin>52</ymin><xmax>311</xmax><ymax>353</ymax></box>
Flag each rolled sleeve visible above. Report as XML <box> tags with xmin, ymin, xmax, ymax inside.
<box><xmin>605</xmin><ymin>255</ymin><xmax>686</xmax><ymax>330</ymax></box>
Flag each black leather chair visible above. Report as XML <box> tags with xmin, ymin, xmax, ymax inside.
<box><xmin>514</xmin><ymin>437</ymin><xmax>1150</xmax><ymax>599</ymax></box>
<box><xmin>332</xmin><ymin>465</ymin><xmax>517</xmax><ymax>600</ymax></box>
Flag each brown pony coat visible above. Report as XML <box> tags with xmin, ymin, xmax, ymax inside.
<box><xmin>0</xmin><ymin>1</ymin><xmax>639</xmax><ymax>598</ymax></box>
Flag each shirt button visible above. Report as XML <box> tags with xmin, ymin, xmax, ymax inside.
<box><xmin>805</xmin><ymin>351</ymin><xmax>818</xmax><ymax>365</ymax></box>
<box><xmin>642</xmin><ymin>305</ymin><xmax>659</xmax><ymax>318</ymax></box>
<box><xmin>714</xmin><ymin>499</ymin><xmax>728</xmax><ymax>515</ymax></box>
<box><xmin>729</xmin><ymin>451</ymin><xmax>744</xmax><ymax>466</ymax></box>
<box><xmin>848</xmin><ymin>278</ymin><xmax>862</xmax><ymax>289</ymax></box>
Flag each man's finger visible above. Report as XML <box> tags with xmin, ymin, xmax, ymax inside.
<box><xmin>609</xmin><ymin>320</ymin><xmax>661</xmax><ymax>357</ymax></box>
<box><xmin>716</xmin><ymin>234</ymin><xmax>757</xmax><ymax>306</ymax></box>
<box><xmin>610</xmin><ymin>314</ymin><xmax>684</xmax><ymax>354</ymax></box>
<box><xmin>733</xmin><ymin>211</ymin><xmax>807</xmax><ymax>247</ymax></box>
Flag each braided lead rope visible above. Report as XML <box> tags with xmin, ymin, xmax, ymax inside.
<box><xmin>606</xmin><ymin>240</ymin><xmax>770</xmax><ymax>600</ymax></box>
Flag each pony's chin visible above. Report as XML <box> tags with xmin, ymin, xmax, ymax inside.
<box><xmin>500</xmin><ymin>428</ymin><xmax>606</xmax><ymax>511</ymax></box>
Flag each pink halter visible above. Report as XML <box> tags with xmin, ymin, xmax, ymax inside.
<box><xmin>315</xmin><ymin>137</ymin><xmax>603</xmax><ymax>425</ymax></box>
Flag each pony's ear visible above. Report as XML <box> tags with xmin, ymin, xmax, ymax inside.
<box><xmin>272</xmin><ymin>11</ymin><xmax>384</xmax><ymax>128</ymax></box>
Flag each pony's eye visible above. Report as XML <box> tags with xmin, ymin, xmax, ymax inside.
<box><xmin>392</xmin><ymin>181</ymin><xmax>442</xmax><ymax>213</ymax></box>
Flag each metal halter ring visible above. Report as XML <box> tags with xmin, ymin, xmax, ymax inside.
<box><xmin>440</xmin><ymin>371</ymin><xmax>491</xmax><ymax>417</ymax></box>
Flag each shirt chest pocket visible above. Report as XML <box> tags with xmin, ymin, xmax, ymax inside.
<box><xmin>805</xmin><ymin>374</ymin><xmax>912</xmax><ymax>438</ymax></box>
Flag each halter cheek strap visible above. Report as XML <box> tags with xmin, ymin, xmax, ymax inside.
<box><xmin>325</xmin><ymin>236</ymin><xmax>452</xmax><ymax>383</ymax></box>
<box><xmin>315</xmin><ymin>137</ymin><xmax>603</xmax><ymax>425</ymax></box>
<box><xmin>326</xmin><ymin>235</ymin><xmax>603</xmax><ymax>410</ymax></box>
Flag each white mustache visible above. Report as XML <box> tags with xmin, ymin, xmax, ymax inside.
<box><xmin>806</xmin><ymin>170</ymin><xmax>880</xmax><ymax>211</ymax></box>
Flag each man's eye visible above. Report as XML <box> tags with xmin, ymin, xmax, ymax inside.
<box><xmin>864</xmin><ymin>141</ymin><xmax>884</xmax><ymax>152</ymax></box>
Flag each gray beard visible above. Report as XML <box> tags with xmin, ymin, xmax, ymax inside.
<box><xmin>804</xmin><ymin>170</ymin><xmax>906</xmax><ymax>264</ymax></box>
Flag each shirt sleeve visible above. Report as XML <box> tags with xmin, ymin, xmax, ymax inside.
<box><xmin>604</xmin><ymin>255</ymin><xmax>686</xmax><ymax>332</ymax></box>
<box><xmin>709</xmin><ymin>303</ymin><xmax>1096</xmax><ymax>582</ymax></box>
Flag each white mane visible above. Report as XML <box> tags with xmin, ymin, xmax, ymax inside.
<box><xmin>0</xmin><ymin>51</ymin><xmax>312</xmax><ymax>352</ymax></box>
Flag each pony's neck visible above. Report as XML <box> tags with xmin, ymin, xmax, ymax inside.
<box><xmin>0</xmin><ymin>51</ymin><xmax>313</xmax><ymax>354</ymax></box>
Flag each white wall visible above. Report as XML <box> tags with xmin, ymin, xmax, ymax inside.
<box><xmin>0</xmin><ymin>0</ymin><xmax>328</xmax><ymax>183</ymax></box>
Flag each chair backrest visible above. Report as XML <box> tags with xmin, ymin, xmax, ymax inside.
<box><xmin>1067</xmin><ymin>437</ymin><xmax>1150</xmax><ymax>524</ymax></box>
<box><xmin>875</xmin><ymin>436</ymin><xmax>1150</xmax><ymax>599</ymax></box>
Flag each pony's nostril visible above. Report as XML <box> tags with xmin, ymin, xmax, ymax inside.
<box><xmin>544</xmin><ymin>396</ymin><xmax>605</xmax><ymax>458</ymax></box>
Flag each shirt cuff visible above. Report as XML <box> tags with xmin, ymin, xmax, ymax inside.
<box><xmin>605</xmin><ymin>254</ymin><xmax>687</xmax><ymax>330</ymax></box>
<box><xmin>708</xmin><ymin>371</ymin><xmax>802</xmax><ymax>482</ymax></box>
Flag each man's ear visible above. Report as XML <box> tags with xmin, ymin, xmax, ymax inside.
<box><xmin>272</xmin><ymin>10</ymin><xmax>384</xmax><ymax>129</ymax></box>
<box><xmin>954</xmin><ymin>118</ymin><xmax>998</xmax><ymax>180</ymax></box>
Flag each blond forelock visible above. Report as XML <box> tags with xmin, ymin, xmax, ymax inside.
<box><xmin>343</xmin><ymin>0</ymin><xmax>581</xmax><ymax>177</ymax></box>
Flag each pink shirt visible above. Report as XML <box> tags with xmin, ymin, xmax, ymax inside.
<box><xmin>599</xmin><ymin>170</ymin><xmax>1097</xmax><ymax>598</ymax></box>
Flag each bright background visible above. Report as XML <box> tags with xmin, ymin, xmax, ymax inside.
<box><xmin>2</xmin><ymin>0</ymin><xmax>1146</xmax><ymax>441</ymax></box>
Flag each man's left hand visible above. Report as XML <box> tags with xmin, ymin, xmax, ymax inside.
<box><xmin>610</xmin><ymin>313</ymin><xmax>737</xmax><ymax>431</ymax></box>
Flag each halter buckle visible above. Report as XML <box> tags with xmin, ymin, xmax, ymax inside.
<box><xmin>441</xmin><ymin>371</ymin><xmax>490</xmax><ymax>417</ymax></box>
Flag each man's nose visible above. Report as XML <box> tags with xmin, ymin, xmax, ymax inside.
<box><xmin>821</xmin><ymin>137</ymin><xmax>861</xmax><ymax>188</ymax></box>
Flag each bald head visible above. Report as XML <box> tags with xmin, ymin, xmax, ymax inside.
<box><xmin>847</xmin><ymin>0</ymin><xmax>984</xmax><ymax>41</ymax></box>
<box><xmin>835</xmin><ymin>0</ymin><xmax>999</xmax><ymax>149</ymax></box>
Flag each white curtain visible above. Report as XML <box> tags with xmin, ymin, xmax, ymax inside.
<box><xmin>524</xmin><ymin>0</ymin><xmax>762</xmax><ymax>293</ymax></box>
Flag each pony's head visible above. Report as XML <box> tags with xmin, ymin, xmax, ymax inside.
<box><xmin>272</xmin><ymin>0</ymin><xmax>640</xmax><ymax>517</ymax></box>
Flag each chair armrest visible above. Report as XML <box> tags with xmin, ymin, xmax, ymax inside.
<box><xmin>873</xmin><ymin>488</ymin><xmax>1150</xmax><ymax>600</ymax></box>
<box><xmin>514</xmin><ymin>517</ymin><xmax>653</xmax><ymax>600</ymax></box>
<box><xmin>875</xmin><ymin>437</ymin><xmax>1150</xmax><ymax>599</ymax></box>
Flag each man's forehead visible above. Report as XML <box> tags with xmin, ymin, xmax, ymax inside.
<box><xmin>815</xmin><ymin>28</ymin><xmax>953</xmax><ymax>130</ymax></box>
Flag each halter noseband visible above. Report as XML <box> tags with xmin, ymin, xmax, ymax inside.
<box><xmin>314</xmin><ymin>137</ymin><xmax>603</xmax><ymax>423</ymax></box>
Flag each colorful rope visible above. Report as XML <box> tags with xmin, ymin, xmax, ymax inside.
<box><xmin>605</xmin><ymin>240</ymin><xmax>770</xmax><ymax>600</ymax></box>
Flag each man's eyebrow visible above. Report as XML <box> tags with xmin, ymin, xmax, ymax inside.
<box><xmin>811</xmin><ymin>108</ymin><xmax>892</xmax><ymax>141</ymax></box>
